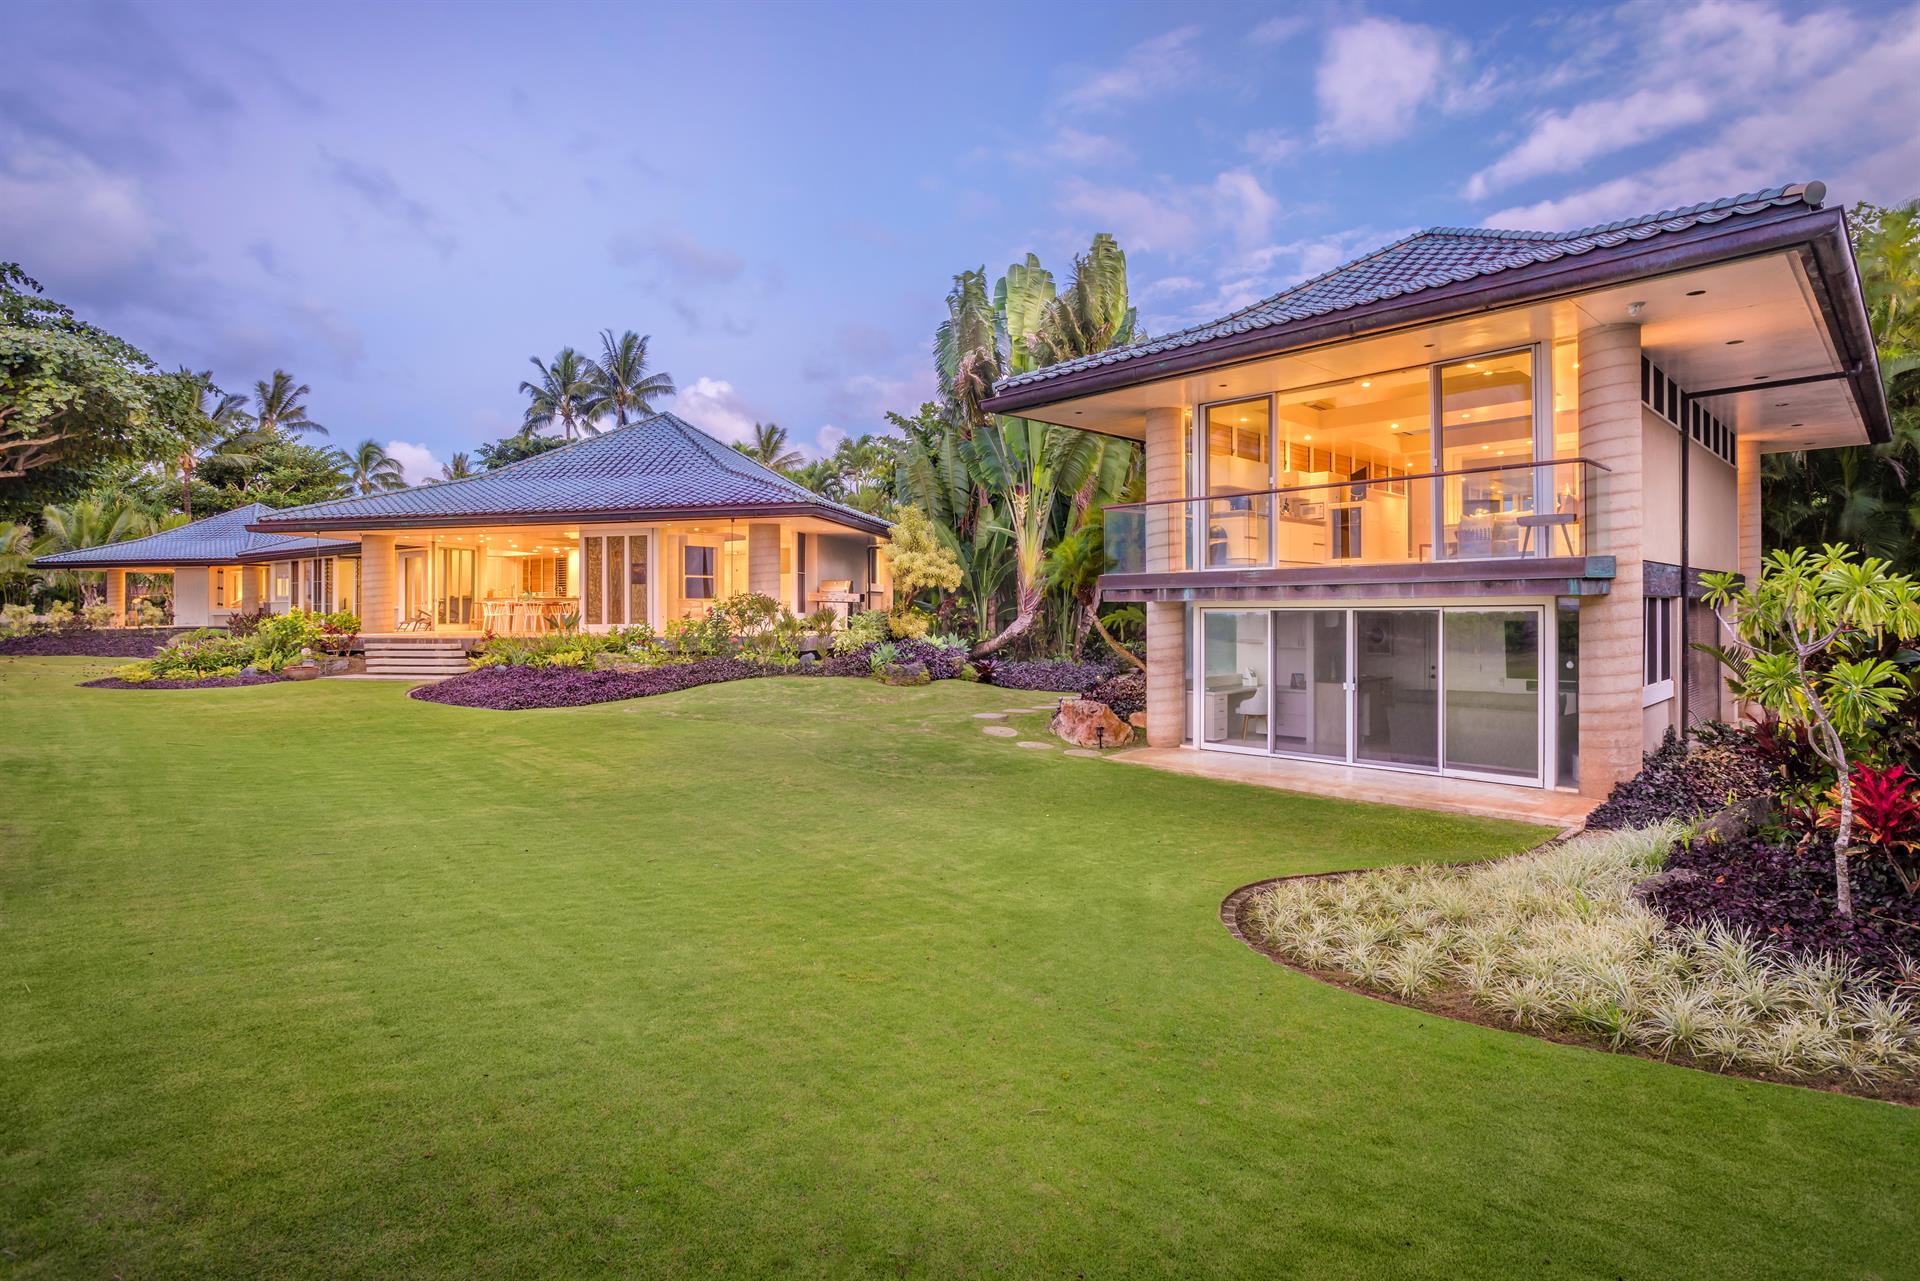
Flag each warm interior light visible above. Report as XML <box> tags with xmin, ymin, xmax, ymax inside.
<box><xmin>1303</xmin><ymin>434</ymin><xmax>1313</xmax><ymax>441</ymax></box>
<box><xmin>1360</xmin><ymin>380</ymin><xmax>1371</xmax><ymax>388</ymax></box>
<box><xmin>1389</xmin><ymin>423</ymin><xmax>1399</xmax><ymax>430</ymax></box>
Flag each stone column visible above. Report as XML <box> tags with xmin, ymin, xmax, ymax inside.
<box><xmin>1735</xmin><ymin>434</ymin><xmax>1763</xmax><ymax>587</ymax></box>
<box><xmin>358</xmin><ymin>534</ymin><xmax>397</xmax><ymax>632</ymax></box>
<box><xmin>1575</xmin><ymin>324</ymin><xmax>1646</xmax><ymax>798</ymax></box>
<box><xmin>240</xmin><ymin>566</ymin><xmax>262</xmax><ymax>612</ymax></box>
<box><xmin>105</xmin><ymin>569</ymin><xmax>126</xmax><ymax>625</ymax></box>
<box><xmin>1143</xmin><ymin>405</ymin><xmax>1187</xmax><ymax>748</ymax></box>
<box><xmin>747</xmin><ymin>523</ymin><xmax>781</xmax><ymax>597</ymax></box>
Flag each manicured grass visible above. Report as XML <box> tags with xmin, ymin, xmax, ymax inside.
<box><xmin>0</xmin><ymin>656</ymin><xmax>1914</xmax><ymax>1279</ymax></box>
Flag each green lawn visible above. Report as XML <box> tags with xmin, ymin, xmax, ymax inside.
<box><xmin>1</xmin><ymin>657</ymin><xmax>1914</xmax><ymax>1279</ymax></box>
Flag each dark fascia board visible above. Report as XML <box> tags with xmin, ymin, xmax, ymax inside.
<box><xmin>1098</xmin><ymin>556</ymin><xmax>1620</xmax><ymax>603</ymax></box>
<box><xmin>983</xmin><ymin>204</ymin><xmax>1892</xmax><ymax>446</ymax></box>
<box><xmin>248</xmin><ymin>502</ymin><xmax>890</xmax><ymax>538</ymax></box>
<box><xmin>29</xmin><ymin>555</ymin><xmax>218</xmax><ymax>570</ymax></box>
<box><xmin>231</xmin><ymin>546</ymin><xmax>361</xmax><ymax>565</ymax></box>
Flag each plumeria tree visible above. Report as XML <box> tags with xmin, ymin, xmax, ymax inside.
<box><xmin>1704</xmin><ymin>544</ymin><xmax>1920</xmax><ymax>915</ymax></box>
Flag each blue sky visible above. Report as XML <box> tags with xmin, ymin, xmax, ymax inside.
<box><xmin>6</xmin><ymin>0</ymin><xmax>1916</xmax><ymax>481</ymax></box>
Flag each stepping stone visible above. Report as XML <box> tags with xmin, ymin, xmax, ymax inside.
<box><xmin>1063</xmin><ymin>748</ymin><xmax>1103</xmax><ymax>758</ymax></box>
<box><xmin>1015</xmin><ymin>740</ymin><xmax>1054</xmax><ymax>750</ymax></box>
<box><xmin>972</xmin><ymin>711</ymin><xmax>1007</xmax><ymax>720</ymax></box>
<box><xmin>982</xmin><ymin>725</ymin><xmax>1018</xmax><ymax>737</ymax></box>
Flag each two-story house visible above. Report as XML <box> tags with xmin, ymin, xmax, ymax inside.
<box><xmin>981</xmin><ymin>183</ymin><xmax>1890</xmax><ymax>803</ymax></box>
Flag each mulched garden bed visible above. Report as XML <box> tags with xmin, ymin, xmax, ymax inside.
<box><xmin>80</xmin><ymin>673</ymin><xmax>287</xmax><ymax>690</ymax></box>
<box><xmin>410</xmin><ymin>658</ymin><xmax>766</xmax><ymax>709</ymax></box>
<box><xmin>981</xmin><ymin>657</ymin><xmax>1117</xmax><ymax>693</ymax></box>
<box><xmin>1586</xmin><ymin>727</ymin><xmax>1775</xmax><ymax>830</ymax></box>
<box><xmin>0</xmin><ymin>628</ymin><xmax>186</xmax><ymax>658</ymax></box>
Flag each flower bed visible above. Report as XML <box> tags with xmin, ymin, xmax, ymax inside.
<box><xmin>1647</xmin><ymin>833</ymin><xmax>1919</xmax><ymax>982</ymax></box>
<box><xmin>1241</xmin><ymin>826</ymin><xmax>1920</xmax><ymax>1096</ymax></box>
<box><xmin>0</xmin><ymin>627</ymin><xmax>185</xmax><ymax>658</ymax></box>
<box><xmin>80</xmin><ymin>673</ymin><xmax>286</xmax><ymax>690</ymax></box>
<box><xmin>411</xmin><ymin>657</ymin><xmax>765</xmax><ymax>710</ymax></box>
<box><xmin>982</xmin><ymin>658</ymin><xmax>1116</xmax><ymax>693</ymax></box>
<box><xmin>1083</xmin><ymin>669</ymin><xmax>1145</xmax><ymax>719</ymax></box>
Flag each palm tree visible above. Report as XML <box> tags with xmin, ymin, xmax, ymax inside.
<box><xmin>789</xmin><ymin>458</ymin><xmax>846</xmax><ymax>501</ymax></box>
<box><xmin>251</xmin><ymin>370</ymin><xmax>327</xmax><ymax>437</ymax></box>
<box><xmin>585</xmin><ymin>329</ymin><xmax>675</xmax><ymax>428</ymax></box>
<box><xmin>174</xmin><ymin>370</ymin><xmax>260</xmax><ymax>519</ymax></box>
<box><xmin>31</xmin><ymin>499</ymin><xmax>157</xmax><ymax>603</ymax></box>
<box><xmin>340</xmin><ymin>439</ymin><xmax>407</xmax><ymax>495</ymax></box>
<box><xmin>437</xmin><ymin>452</ymin><xmax>476</xmax><ymax>482</ymax></box>
<box><xmin>520</xmin><ymin>348</ymin><xmax>598</xmax><ymax>442</ymax></box>
<box><xmin>734</xmin><ymin>422</ymin><xmax>802</xmax><ymax>471</ymax></box>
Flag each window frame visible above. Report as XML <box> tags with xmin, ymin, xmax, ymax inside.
<box><xmin>1643</xmin><ymin>594</ymin><xmax>1675</xmax><ymax>704</ymax></box>
<box><xmin>683</xmin><ymin>543</ymin><xmax>718</xmax><ymax>600</ymax></box>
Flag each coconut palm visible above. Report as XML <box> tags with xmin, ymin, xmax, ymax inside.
<box><xmin>585</xmin><ymin>329</ymin><xmax>675</xmax><ymax>428</ymax></box>
<box><xmin>734</xmin><ymin>422</ymin><xmax>802</xmax><ymax>471</ymax></box>
<box><xmin>340</xmin><ymin>439</ymin><xmax>407</xmax><ymax>495</ymax></box>
<box><xmin>789</xmin><ymin>458</ymin><xmax>846</xmax><ymax>501</ymax></box>
<box><xmin>251</xmin><ymin>369</ymin><xmax>327</xmax><ymax>438</ymax></box>
<box><xmin>173</xmin><ymin>369</ymin><xmax>260</xmax><ymax>519</ymax></box>
<box><xmin>437</xmin><ymin>452</ymin><xmax>476</xmax><ymax>482</ymax></box>
<box><xmin>30</xmin><ymin>498</ymin><xmax>158</xmax><ymax>603</ymax></box>
<box><xmin>520</xmin><ymin>348</ymin><xmax>598</xmax><ymax>442</ymax></box>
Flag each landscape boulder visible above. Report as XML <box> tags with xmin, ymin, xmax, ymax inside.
<box><xmin>1050</xmin><ymin>697</ymin><xmax>1133</xmax><ymax>749</ymax></box>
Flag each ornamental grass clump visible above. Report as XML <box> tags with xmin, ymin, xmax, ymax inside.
<box><xmin>1244</xmin><ymin>826</ymin><xmax>1920</xmax><ymax>1085</ymax></box>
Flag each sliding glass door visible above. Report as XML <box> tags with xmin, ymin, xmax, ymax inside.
<box><xmin>1197</xmin><ymin>604</ymin><xmax>1546</xmax><ymax>785</ymax></box>
<box><xmin>1354</xmin><ymin>610</ymin><xmax>1439</xmax><ymax>769</ymax></box>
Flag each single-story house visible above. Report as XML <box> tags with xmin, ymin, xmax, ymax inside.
<box><xmin>29</xmin><ymin>502</ymin><xmax>360</xmax><ymax>626</ymax></box>
<box><xmin>980</xmin><ymin>181</ymin><xmax>1889</xmax><ymax>804</ymax></box>
<box><xmin>37</xmin><ymin>414</ymin><xmax>893</xmax><ymax>648</ymax></box>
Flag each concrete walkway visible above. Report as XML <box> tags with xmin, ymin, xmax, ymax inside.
<box><xmin>1111</xmin><ymin>747</ymin><xmax>1594</xmax><ymax>829</ymax></box>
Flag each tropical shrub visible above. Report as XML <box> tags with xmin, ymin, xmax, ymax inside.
<box><xmin>130</xmin><ymin>598</ymin><xmax>167</xmax><ymax>627</ymax></box>
<box><xmin>1084</xmin><ymin>670</ymin><xmax>1146</xmax><ymax>720</ymax></box>
<box><xmin>662</xmin><ymin>610</ymin><xmax>734</xmax><ymax>660</ymax></box>
<box><xmin>1704</xmin><ymin>545</ymin><xmax>1920</xmax><ymax>915</ymax></box>
<box><xmin>1819</xmin><ymin>763</ymin><xmax>1920</xmax><ymax>892</ymax></box>
<box><xmin>1</xmin><ymin>603</ymin><xmax>31</xmax><ymax>637</ymax></box>
<box><xmin>1248</xmin><ymin>826</ymin><xmax>1920</xmax><ymax>1085</ymax></box>
<box><xmin>81</xmin><ymin>603</ymin><xmax>114</xmax><ymax>628</ymax></box>
<box><xmin>882</xmin><ymin>505</ymin><xmax>962</xmax><ymax>638</ymax></box>
<box><xmin>802</xmin><ymin>606</ymin><xmax>839</xmax><ymax>635</ymax></box>
<box><xmin>866</xmin><ymin>641</ymin><xmax>897</xmax><ymax>675</ymax></box>
<box><xmin>148</xmin><ymin>629</ymin><xmax>254</xmax><ymax>679</ymax></box>
<box><xmin>984</xmin><ymin>657</ymin><xmax>1117</xmax><ymax>693</ymax></box>
<box><xmin>251</xmin><ymin>608</ymin><xmax>358</xmax><ymax>671</ymax></box>
<box><xmin>832</xmin><ymin>609</ymin><xmax>891</xmax><ymax>655</ymax></box>
<box><xmin>1586</xmin><ymin>725</ymin><xmax>1776</xmax><ymax>830</ymax></box>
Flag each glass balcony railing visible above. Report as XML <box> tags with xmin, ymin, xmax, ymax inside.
<box><xmin>1102</xmin><ymin>458</ymin><xmax>1610</xmax><ymax>577</ymax></box>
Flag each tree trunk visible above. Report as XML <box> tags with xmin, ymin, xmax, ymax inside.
<box><xmin>1071</xmin><ymin>602</ymin><xmax>1093</xmax><ymax>660</ymax></box>
<box><xmin>1090</xmin><ymin>607</ymin><xmax>1145</xmax><ymax>673</ymax></box>
<box><xmin>971</xmin><ymin>584</ymin><xmax>1041</xmax><ymax>658</ymax></box>
<box><xmin>1833</xmin><ymin>759</ymin><xmax>1856</xmax><ymax>919</ymax></box>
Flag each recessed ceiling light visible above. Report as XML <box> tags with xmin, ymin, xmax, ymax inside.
<box><xmin>1390</xmin><ymin>422</ymin><xmax>1400</xmax><ymax>430</ymax></box>
<box><xmin>1726</xmin><ymin>339</ymin><xmax>1744</xmax><ymax>345</ymax></box>
<box><xmin>1303</xmin><ymin>434</ymin><xmax>1313</xmax><ymax>440</ymax></box>
<box><xmin>1686</xmin><ymin>289</ymin><xmax>1707</xmax><ymax>297</ymax></box>
<box><xmin>1360</xmin><ymin>380</ymin><xmax>1372</xmax><ymax>388</ymax></box>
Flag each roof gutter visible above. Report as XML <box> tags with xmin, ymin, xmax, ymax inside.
<box><xmin>980</xmin><ymin>202</ymin><xmax>1891</xmax><ymax>445</ymax></box>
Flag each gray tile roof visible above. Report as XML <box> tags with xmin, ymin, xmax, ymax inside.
<box><xmin>251</xmin><ymin>412</ymin><xmax>888</xmax><ymax>534</ymax></box>
<box><xmin>30</xmin><ymin>503</ymin><xmax>359</xmax><ymax>569</ymax></box>
<box><xmin>993</xmin><ymin>183</ymin><xmax>1826</xmax><ymax>393</ymax></box>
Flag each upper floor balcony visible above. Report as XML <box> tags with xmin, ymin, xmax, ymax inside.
<box><xmin>1101</xmin><ymin>457</ymin><xmax>1614</xmax><ymax>597</ymax></box>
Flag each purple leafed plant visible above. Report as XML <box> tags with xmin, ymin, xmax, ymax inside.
<box><xmin>81</xmin><ymin>673</ymin><xmax>286</xmax><ymax>690</ymax></box>
<box><xmin>410</xmin><ymin>658</ymin><xmax>765</xmax><ymax>710</ymax></box>
<box><xmin>984</xmin><ymin>658</ymin><xmax>1117</xmax><ymax>693</ymax></box>
<box><xmin>3</xmin><ymin>628</ymin><xmax>183</xmax><ymax>658</ymax></box>
<box><xmin>1648</xmin><ymin>833</ymin><xmax>1920</xmax><ymax>983</ymax></box>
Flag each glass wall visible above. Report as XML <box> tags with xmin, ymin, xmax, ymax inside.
<box><xmin>1203</xmin><ymin>399</ymin><xmax>1271</xmax><ymax>567</ymax></box>
<box><xmin>1354</xmin><ymin>610</ymin><xmax>1439</xmax><ymax>768</ymax></box>
<box><xmin>1438</xmin><ymin>351</ymin><xmax>1535</xmax><ymax>558</ymax></box>
<box><xmin>1201</xmin><ymin>610</ymin><xmax>1269</xmax><ymax>749</ymax></box>
<box><xmin>1272</xmin><ymin>366</ymin><xmax>1429</xmax><ymax>563</ymax></box>
<box><xmin>1442</xmin><ymin>609</ymin><xmax>1539</xmax><ymax>778</ymax></box>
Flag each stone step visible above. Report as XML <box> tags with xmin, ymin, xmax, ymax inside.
<box><xmin>366</xmin><ymin>660</ymin><xmax>470</xmax><ymax>673</ymax></box>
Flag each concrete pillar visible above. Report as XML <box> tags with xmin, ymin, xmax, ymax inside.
<box><xmin>747</xmin><ymin>523</ymin><xmax>781</xmax><ymax>598</ymax></box>
<box><xmin>104</xmin><ymin>569</ymin><xmax>126</xmax><ymax>625</ymax></box>
<box><xmin>1143</xmin><ymin>405</ymin><xmax>1188</xmax><ymax>748</ymax></box>
<box><xmin>1575</xmin><ymin>324</ymin><xmax>1646</xmax><ymax>798</ymax></box>
<box><xmin>173</xmin><ymin>567</ymin><xmax>212</xmax><ymax>627</ymax></box>
<box><xmin>359</xmin><ymin>534</ymin><xmax>397</xmax><ymax>632</ymax></box>
<box><xmin>1736</xmin><ymin>434</ymin><xmax>1763</xmax><ymax>587</ymax></box>
<box><xmin>240</xmin><ymin>566</ymin><xmax>262</xmax><ymax>612</ymax></box>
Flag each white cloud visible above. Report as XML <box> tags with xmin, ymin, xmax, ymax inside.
<box><xmin>1464</xmin><ymin>87</ymin><xmax>1712</xmax><ymax>199</ymax></box>
<box><xmin>0</xmin><ymin>141</ymin><xmax>157</xmax><ymax>284</ymax></box>
<box><xmin>1033</xmin><ymin>127</ymin><xmax>1132</xmax><ymax>168</ymax></box>
<box><xmin>384</xmin><ymin>440</ymin><xmax>442</xmax><ymax>486</ymax></box>
<box><xmin>1058</xmin><ymin>168</ymin><xmax>1279</xmax><ymax>255</ymax></box>
<box><xmin>1057</xmin><ymin>27</ymin><xmax>1202</xmax><ymax>112</ymax></box>
<box><xmin>1242</xmin><ymin>128</ymin><xmax>1299</xmax><ymax>167</ymax></box>
<box><xmin>814</xmin><ymin>424</ymin><xmax>847</xmax><ymax>456</ymax></box>
<box><xmin>1479</xmin><ymin>1</ymin><xmax>1920</xmax><ymax>229</ymax></box>
<box><xmin>676</xmin><ymin>376</ymin><xmax>761</xmax><ymax>445</ymax></box>
<box><xmin>1314</xmin><ymin>18</ymin><xmax>1449</xmax><ymax>146</ymax></box>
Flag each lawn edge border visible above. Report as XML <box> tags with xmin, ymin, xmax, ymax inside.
<box><xmin>1217</xmin><ymin>839</ymin><xmax>1919</xmax><ymax>1109</ymax></box>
